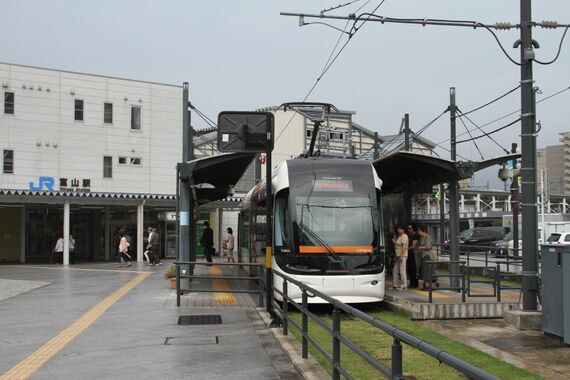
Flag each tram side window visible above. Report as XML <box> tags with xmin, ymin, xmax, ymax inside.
<box><xmin>274</xmin><ymin>191</ymin><xmax>290</xmax><ymax>248</ymax></box>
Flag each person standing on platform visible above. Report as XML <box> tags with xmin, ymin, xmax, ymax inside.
<box><xmin>224</xmin><ymin>227</ymin><xmax>235</xmax><ymax>263</ymax></box>
<box><xmin>392</xmin><ymin>225</ymin><xmax>409</xmax><ymax>290</ymax></box>
<box><xmin>200</xmin><ymin>221</ymin><xmax>214</xmax><ymax>265</ymax></box>
<box><xmin>407</xmin><ymin>224</ymin><xmax>420</xmax><ymax>288</ymax></box>
<box><xmin>69</xmin><ymin>234</ymin><xmax>76</xmax><ymax>265</ymax></box>
<box><xmin>418</xmin><ymin>225</ymin><xmax>437</xmax><ymax>291</ymax></box>
<box><xmin>150</xmin><ymin>228</ymin><xmax>162</xmax><ymax>266</ymax></box>
<box><xmin>53</xmin><ymin>236</ymin><xmax>64</xmax><ymax>265</ymax></box>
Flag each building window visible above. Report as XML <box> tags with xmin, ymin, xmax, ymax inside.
<box><xmin>118</xmin><ymin>156</ymin><xmax>127</xmax><ymax>165</ymax></box>
<box><xmin>130</xmin><ymin>157</ymin><xmax>141</xmax><ymax>165</ymax></box>
<box><xmin>75</xmin><ymin>99</ymin><xmax>84</xmax><ymax>121</ymax></box>
<box><xmin>330</xmin><ymin>132</ymin><xmax>344</xmax><ymax>140</ymax></box>
<box><xmin>104</xmin><ymin>102</ymin><xmax>113</xmax><ymax>124</ymax></box>
<box><xmin>306</xmin><ymin>129</ymin><xmax>312</xmax><ymax>138</ymax></box>
<box><xmin>131</xmin><ymin>106</ymin><xmax>141</xmax><ymax>130</ymax></box>
<box><xmin>3</xmin><ymin>150</ymin><xmax>14</xmax><ymax>174</ymax></box>
<box><xmin>103</xmin><ymin>156</ymin><xmax>112</xmax><ymax>178</ymax></box>
<box><xmin>4</xmin><ymin>92</ymin><xmax>14</xmax><ymax>115</ymax></box>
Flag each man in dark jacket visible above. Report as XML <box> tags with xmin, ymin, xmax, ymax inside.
<box><xmin>200</xmin><ymin>221</ymin><xmax>214</xmax><ymax>264</ymax></box>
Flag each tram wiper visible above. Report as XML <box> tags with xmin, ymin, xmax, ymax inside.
<box><xmin>298</xmin><ymin>222</ymin><xmax>341</xmax><ymax>261</ymax></box>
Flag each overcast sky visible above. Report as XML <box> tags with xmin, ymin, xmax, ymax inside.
<box><xmin>1</xmin><ymin>0</ymin><xmax>569</xmax><ymax>188</ymax></box>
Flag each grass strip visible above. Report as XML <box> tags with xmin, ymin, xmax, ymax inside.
<box><xmin>287</xmin><ymin>306</ymin><xmax>541</xmax><ymax>380</ymax></box>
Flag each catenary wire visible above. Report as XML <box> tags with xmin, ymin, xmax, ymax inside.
<box><xmin>457</xmin><ymin>114</ymin><xmax>484</xmax><ymax>160</ymax></box>
<box><xmin>460</xmin><ymin>85</ymin><xmax>520</xmax><ymax>116</ymax></box>
<box><xmin>458</xmin><ymin>111</ymin><xmax>510</xmax><ymax>153</ymax></box>
<box><xmin>275</xmin><ymin>0</ymin><xmax>388</xmax><ymax>144</ymax></box>
<box><xmin>455</xmin><ymin>118</ymin><xmax>521</xmax><ymax>144</ymax></box>
<box><xmin>437</xmin><ymin>84</ymin><xmax>570</xmax><ymax>145</ymax></box>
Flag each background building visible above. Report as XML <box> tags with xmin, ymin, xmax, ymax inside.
<box><xmin>1</xmin><ymin>62</ymin><xmax>182</xmax><ymax>263</ymax></box>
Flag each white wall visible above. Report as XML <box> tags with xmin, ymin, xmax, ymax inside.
<box><xmin>0</xmin><ymin>63</ymin><xmax>183</xmax><ymax>195</ymax></box>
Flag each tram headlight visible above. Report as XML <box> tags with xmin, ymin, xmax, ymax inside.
<box><xmin>371</xmin><ymin>280</ymin><xmax>378</xmax><ymax>286</ymax></box>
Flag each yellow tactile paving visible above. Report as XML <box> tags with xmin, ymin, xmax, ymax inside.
<box><xmin>0</xmin><ymin>272</ymin><xmax>150</xmax><ymax>380</ymax></box>
<box><xmin>210</xmin><ymin>265</ymin><xmax>237</xmax><ymax>305</ymax></box>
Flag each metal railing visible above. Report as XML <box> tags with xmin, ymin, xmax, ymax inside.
<box><xmin>426</xmin><ymin>260</ymin><xmax>466</xmax><ymax>303</ymax></box>
<box><xmin>273</xmin><ymin>270</ymin><xmax>498</xmax><ymax>380</ymax></box>
<box><xmin>174</xmin><ymin>261</ymin><xmax>265</xmax><ymax>307</ymax></box>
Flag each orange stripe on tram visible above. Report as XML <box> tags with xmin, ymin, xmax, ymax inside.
<box><xmin>299</xmin><ymin>245</ymin><xmax>373</xmax><ymax>254</ymax></box>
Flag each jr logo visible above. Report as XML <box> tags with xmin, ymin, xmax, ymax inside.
<box><xmin>29</xmin><ymin>176</ymin><xmax>55</xmax><ymax>191</ymax></box>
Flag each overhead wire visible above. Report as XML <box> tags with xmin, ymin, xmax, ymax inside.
<box><xmin>457</xmin><ymin>114</ymin><xmax>484</xmax><ymax>160</ymax></box>
<box><xmin>275</xmin><ymin>0</ymin><xmax>388</xmax><ymax>144</ymax></box>
<box><xmin>458</xmin><ymin>111</ymin><xmax>510</xmax><ymax>153</ymax></box>
<box><xmin>455</xmin><ymin>118</ymin><xmax>521</xmax><ymax>144</ymax></box>
<box><xmin>459</xmin><ymin>85</ymin><xmax>520</xmax><ymax>116</ymax></box>
<box><xmin>535</xmin><ymin>25</ymin><xmax>570</xmax><ymax>65</ymax></box>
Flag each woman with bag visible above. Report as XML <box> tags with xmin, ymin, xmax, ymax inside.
<box><xmin>418</xmin><ymin>225</ymin><xmax>436</xmax><ymax>290</ymax></box>
<box><xmin>118</xmin><ymin>231</ymin><xmax>132</xmax><ymax>267</ymax></box>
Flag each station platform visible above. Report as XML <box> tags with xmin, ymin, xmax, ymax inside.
<box><xmin>384</xmin><ymin>278</ymin><xmax>521</xmax><ymax>320</ymax></box>
<box><xmin>0</xmin><ymin>260</ymin><xmax>300</xmax><ymax>380</ymax></box>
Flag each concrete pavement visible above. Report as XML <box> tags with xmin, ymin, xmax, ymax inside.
<box><xmin>0</xmin><ymin>262</ymin><xmax>300</xmax><ymax>379</ymax></box>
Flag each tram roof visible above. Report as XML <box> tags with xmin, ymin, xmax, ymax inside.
<box><xmin>373</xmin><ymin>151</ymin><xmax>520</xmax><ymax>194</ymax></box>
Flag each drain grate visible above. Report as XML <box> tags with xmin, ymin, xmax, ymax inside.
<box><xmin>178</xmin><ymin>314</ymin><xmax>223</xmax><ymax>325</ymax></box>
<box><xmin>165</xmin><ymin>336</ymin><xmax>219</xmax><ymax>345</ymax></box>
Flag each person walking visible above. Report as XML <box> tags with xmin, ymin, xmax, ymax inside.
<box><xmin>150</xmin><ymin>228</ymin><xmax>161</xmax><ymax>266</ymax></box>
<box><xmin>418</xmin><ymin>225</ymin><xmax>437</xmax><ymax>290</ymax></box>
<box><xmin>200</xmin><ymin>221</ymin><xmax>214</xmax><ymax>265</ymax></box>
<box><xmin>223</xmin><ymin>227</ymin><xmax>235</xmax><ymax>263</ymax></box>
<box><xmin>118</xmin><ymin>231</ymin><xmax>131</xmax><ymax>267</ymax></box>
<box><xmin>392</xmin><ymin>225</ymin><xmax>409</xmax><ymax>290</ymax></box>
<box><xmin>53</xmin><ymin>236</ymin><xmax>64</xmax><ymax>265</ymax></box>
<box><xmin>69</xmin><ymin>234</ymin><xmax>76</xmax><ymax>265</ymax></box>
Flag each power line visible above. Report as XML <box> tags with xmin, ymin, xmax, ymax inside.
<box><xmin>455</xmin><ymin>118</ymin><xmax>521</xmax><ymax>144</ymax></box>
<box><xmin>535</xmin><ymin>25</ymin><xmax>569</xmax><ymax>65</ymax></box>
<box><xmin>275</xmin><ymin>0</ymin><xmax>388</xmax><ymax>144</ymax></box>
<box><xmin>457</xmin><ymin>111</ymin><xmax>510</xmax><ymax>153</ymax></box>
<box><xmin>437</xmin><ymin>84</ymin><xmax>570</xmax><ymax>145</ymax></box>
<box><xmin>460</xmin><ymin>85</ymin><xmax>520</xmax><ymax>116</ymax></box>
<box><xmin>457</xmin><ymin>114</ymin><xmax>484</xmax><ymax>160</ymax></box>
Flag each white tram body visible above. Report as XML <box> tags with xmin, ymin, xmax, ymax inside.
<box><xmin>239</xmin><ymin>158</ymin><xmax>385</xmax><ymax>304</ymax></box>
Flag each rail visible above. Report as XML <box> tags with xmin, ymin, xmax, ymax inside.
<box><xmin>174</xmin><ymin>261</ymin><xmax>265</xmax><ymax>307</ymax></box>
<box><xmin>426</xmin><ymin>260</ymin><xmax>466</xmax><ymax>303</ymax></box>
<box><xmin>272</xmin><ymin>270</ymin><xmax>498</xmax><ymax>380</ymax></box>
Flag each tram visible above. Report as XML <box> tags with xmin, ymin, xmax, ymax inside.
<box><xmin>239</xmin><ymin>158</ymin><xmax>385</xmax><ymax>304</ymax></box>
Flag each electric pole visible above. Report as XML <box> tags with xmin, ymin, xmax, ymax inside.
<box><xmin>519</xmin><ymin>0</ymin><xmax>539</xmax><ymax>311</ymax></box>
<box><xmin>449</xmin><ymin>88</ymin><xmax>460</xmax><ymax>289</ymax></box>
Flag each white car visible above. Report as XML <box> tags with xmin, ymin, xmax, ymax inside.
<box><xmin>545</xmin><ymin>232</ymin><xmax>570</xmax><ymax>245</ymax></box>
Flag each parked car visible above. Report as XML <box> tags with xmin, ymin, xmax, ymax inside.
<box><xmin>456</xmin><ymin>226</ymin><xmax>511</xmax><ymax>253</ymax></box>
<box><xmin>545</xmin><ymin>232</ymin><xmax>570</xmax><ymax>245</ymax></box>
<box><xmin>493</xmin><ymin>230</ymin><xmax>545</xmax><ymax>257</ymax></box>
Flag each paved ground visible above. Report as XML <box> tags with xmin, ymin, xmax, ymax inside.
<box><xmin>0</xmin><ymin>261</ymin><xmax>300</xmax><ymax>380</ymax></box>
<box><xmin>422</xmin><ymin>319</ymin><xmax>570</xmax><ymax>379</ymax></box>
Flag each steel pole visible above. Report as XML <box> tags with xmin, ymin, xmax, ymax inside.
<box><xmin>449</xmin><ymin>87</ymin><xmax>460</xmax><ymax>289</ymax></box>
<box><xmin>520</xmin><ymin>0</ymin><xmax>539</xmax><ymax>311</ymax></box>
<box><xmin>404</xmin><ymin>114</ymin><xmax>412</xmax><ymax>225</ymax></box>
<box><xmin>511</xmin><ymin>143</ymin><xmax>520</xmax><ymax>256</ymax></box>
<box><xmin>265</xmin><ymin>130</ymin><xmax>273</xmax><ymax>314</ymax></box>
<box><xmin>179</xmin><ymin>83</ymin><xmax>191</xmax><ymax>286</ymax></box>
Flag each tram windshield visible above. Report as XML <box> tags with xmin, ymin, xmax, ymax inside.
<box><xmin>274</xmin><ymin>160</ymin><xmax>383</xmax><ymax>276</ymax></box>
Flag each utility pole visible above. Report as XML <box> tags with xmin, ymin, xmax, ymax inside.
<box><xmin>519</xmin><ymin>0</ymin><xmax>539</xmax><ymax>311</ymax></box>
<box><xmin>448</xmin><ymin>87</ymin><xmax>460</xmax><ymax>289</ymax></box>
<box><xmin>511</xmin><ymin>143</ymin><xmax>520</xmax><ymax>256</ymax></box>
<box><xmin>403</xmin><ymin>114</ymin><xmax>412</xmax><ymax>225</ymax></box>
<box><xmin>373</xmin><ymin>132</ymin><xmax>380</xmax><ymax>160</ymax></box>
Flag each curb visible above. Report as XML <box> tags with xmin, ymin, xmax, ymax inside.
<box><xmin>256</xmin><ymin>308</ymin><xmax>329</xmax><ymax>380</ymax></box>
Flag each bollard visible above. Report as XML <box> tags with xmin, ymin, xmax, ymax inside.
<box><xmin>302</xmin><ymin>290</ymin><xmax>308</xmax><ymax>359</ymax></box>
<box><xmin>283</xmin><ymin>280</ymin><xmax>288</xmax><ymax>336</ymax></box>
<box><xmin>332</xmin><ymin>307</ymin><xmax>341</xmax><ymax>380</ymax></box>
<box><xmin>461</xmin><ymin>265</ymin><xmax>466</xmax><ymax>302</ymax></box>
<box><xmin>428</xmin><ymin>263</ymin><xmax>433</xmax><ymax>304</ymax></box>
<box><xmin>391</xmin><ymin>338</ymin><xmax>403</xmax><ymax>380</ymax></box>
<box><xmin>496</xmin><ymin>263</ymin><xmax>502</xmax><ymax>302</ymax></box>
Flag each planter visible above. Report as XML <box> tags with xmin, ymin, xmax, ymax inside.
<box><xmin>169</xmin><ymin>277</ymin><xmax>176</xmax><ymax>289</ymax></box>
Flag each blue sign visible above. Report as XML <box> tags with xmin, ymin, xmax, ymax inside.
<box><xmin>180</xmin><ymin>212</ymin><xmax>189</xmax><ymax>226</ymax></box>
<box><xmin>29</xmin><ymin>176</ymin><xmax>55</xmax><ymax>191</ymax></box>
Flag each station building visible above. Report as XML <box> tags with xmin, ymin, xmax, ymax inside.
<box><xmin>0</xmin><ymin>62</ymin><xmax>182</xmax><ymax>263</ymax></box>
